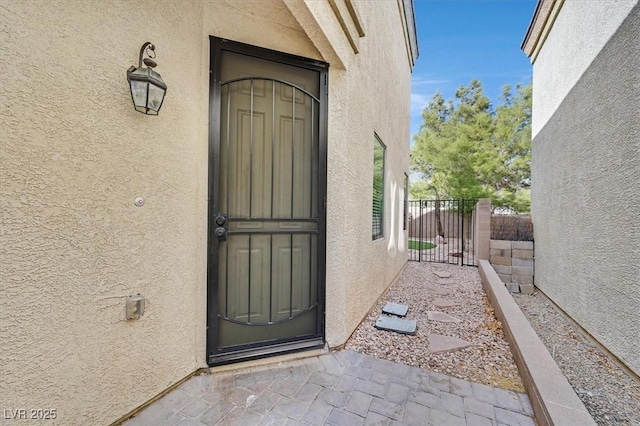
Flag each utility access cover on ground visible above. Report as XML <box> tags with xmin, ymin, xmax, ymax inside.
<box><xmin>382</xmin><ymin>302</ymin><xmax>409</xmax><ymax>317</ymax></box>
<box><xmin>375</xmin><ymin>316</ymin><xmax>417</xmax><ymax>335</ymax></box>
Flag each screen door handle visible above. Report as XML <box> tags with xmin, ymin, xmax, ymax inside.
<box><xmin>214</xmin><ymin>214</ymin><xmax>227</xmax><ymax>241</ymax></box>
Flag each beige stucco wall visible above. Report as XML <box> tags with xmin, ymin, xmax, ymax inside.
<box><xmin>530</xmin><ymin>0</ymin><xmax>638</xmax><ymax>136</ymax></box>
<box><xmin>312</xmin><ymin>0</ymin><xmax>412</xmax><ymax>347</ymax></box>
<box><xmin>530</xmin><ymin>3</ymin><xmax>639</xmax><ymax>375</ymax></box>
<box><xmin>1</xmin><ymin>0</ymin><xmax>412</xmax><ymax>423</ymax></box>
<box><xmin>0</xmin><ymin>2</ymin><xmax>212</xmax><ymax>424</ymax></box>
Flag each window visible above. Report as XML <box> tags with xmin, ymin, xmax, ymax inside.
<box><xmin>404</xmin><ymin>173</ymin><xmax>409</xmax><ymax>230</ymax></box>
<box><xmin>372</xmin><ymin>135</ymin><xmax>385</xmax><ymax>240</ymax></box>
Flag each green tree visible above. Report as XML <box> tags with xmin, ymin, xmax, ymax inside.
<box><xmin>411</xmin><ymin>80</ymin><xmax>531</xmax><ymax>212</ymax></box>
<box><xmin>409</xmin><ymin>180</ymin><xmax>445</xmax><ymax>237</ymax></box>
<box><xmin>408</xmin><ymin>180</ymin><xmax>432</xmax><ymax>200</ymax></box>
<box><xmin>491</xmin><ymin>84</ymin><xmax>532</xmax><ymax>212</ymax></box>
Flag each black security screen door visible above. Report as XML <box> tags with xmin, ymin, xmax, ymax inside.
<box><xmin>207</xmin><ymin>37</ymin><xmax>327</xmax><ymax>365</ymax></box>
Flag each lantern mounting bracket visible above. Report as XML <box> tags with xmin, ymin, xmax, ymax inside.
<box><xmin>139</xmin><ymin>42</ymin><xmax>157</xmax><ymax>68</ymax></box>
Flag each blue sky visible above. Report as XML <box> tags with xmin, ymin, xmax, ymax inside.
<box><xmin>410</xmin><ymin>0</ymin><xmax>537</xmax><ymax>140</ymax></box>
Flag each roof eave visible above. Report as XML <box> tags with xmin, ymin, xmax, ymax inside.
<box><xmin>521</xmin><ymin>0</ymin><xmax>564</xmax><ymax>63</ymax></box>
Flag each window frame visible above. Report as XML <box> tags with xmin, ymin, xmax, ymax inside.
<box><xmin>372</xmin><ymin>134</ymin><xmax>386</xmax><ymax>240</ymax></box>
<box><xmin>404</xmin><ymin>173</ymin><xmax>409</xmax><ymax>231</ymax></box>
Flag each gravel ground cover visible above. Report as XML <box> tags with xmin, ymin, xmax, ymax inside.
<box><xmin>345</xmin><ymin>262</ymin><xmax>525</xmax><ymax>393</ymax></box>
<box><xmin>513</xmin><ymin>291</ymin><xmax>640</xmax><ymax>426</ymax></box>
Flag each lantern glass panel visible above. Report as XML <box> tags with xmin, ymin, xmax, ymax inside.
<box><xmin>147</xmin><ymin>83</ymin><xmax>165</xmax><ymax>113</ymax></box>
<box><xmin>130</xmin><ymin>80</ymin><xmax>148</xmax><ymax>109</ymax></box>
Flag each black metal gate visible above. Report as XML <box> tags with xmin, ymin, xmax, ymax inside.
<box><xmin>407</xmin><ymin>199</ymin><xmax>478</xmax><ymax>266</ymax></box>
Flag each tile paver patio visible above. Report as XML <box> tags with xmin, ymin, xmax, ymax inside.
<box><xmin>122</xmin><ymin>350</ymin><xmax>535</xmax><ymax>426</ymax></box>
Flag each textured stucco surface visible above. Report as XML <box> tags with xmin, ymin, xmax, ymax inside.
<box><xmin>0</xmin><ymin>0</ymin><xmax>411</xmax><ymax>423</ymax></box>
<box><xmin>0</xmin><ymin>2</ymin><xmax>211</xmax><ymax>424</ymax></box>
<box><xmin>309</xmin><ymin>0</ymin><xmax>411</xmax><ymax>347</ymax></box>
<box><xmin>284</xmin><ymin>0</ymin><xmax>410</xmax><ymax>347</ymax></box>
<box><xmin>531</xmin><ymin>4</ymin><xmax>640</xmax><ymax>376</ymax></box>
<box><xmin>531</xmin><ymin>0</ymin><xmax>638</xmax><ymax>136</ymax></box>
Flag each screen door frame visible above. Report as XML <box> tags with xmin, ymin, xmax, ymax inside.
<box><xmin>206</xmin><ymin>36</ymin><xmax>328</xmax><ymax>365</ymax></box>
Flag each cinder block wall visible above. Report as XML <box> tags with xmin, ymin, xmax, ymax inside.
<box><xmin>490</xmin><ymin>240</ymin><xmax>534</xmax><ymax>284</ymax></box>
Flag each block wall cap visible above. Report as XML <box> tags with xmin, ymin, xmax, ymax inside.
<box><xmin>478</xmin><ymin>260</ymin><xmax>596</xmax><ymax>426</ymax></box>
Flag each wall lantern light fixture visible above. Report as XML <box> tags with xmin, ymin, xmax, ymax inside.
<box><xmin>127</xmin><ymin>42</ymin><xmax>167</xmax><ymax>115</ymax></box>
